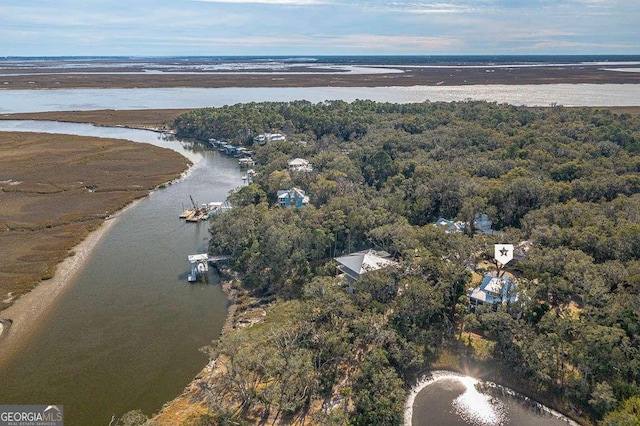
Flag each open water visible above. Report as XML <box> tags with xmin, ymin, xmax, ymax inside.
<box><xmin>1</xmin><ymin>85</ymin><xmax>640</xmax><ymax>114</ymax></box>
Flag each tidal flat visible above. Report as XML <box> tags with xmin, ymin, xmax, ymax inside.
<box><xmin>1</xmin><ymin>58</ymin><xmax>639</xmax><ymax>90</ymax></box>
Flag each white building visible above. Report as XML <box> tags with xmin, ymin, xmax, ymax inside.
<box><xmin>253</xmin><ymin>132</ymin><xmax>286</xmax><ymax>145</ymax></box>
<box><xmin>288</xmin><ymin>158</ymin><xmax>313</xmax><ymax>173</ymax></box>
<box><xmin>468</xmin><ymin>273</ymin><xmax>517</xmax><ymax>310</ymax></box>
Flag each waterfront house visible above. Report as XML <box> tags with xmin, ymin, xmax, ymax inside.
<box><xmin>334</xmin><ymin>249</ymin><xmax>398</xmax><ymax>282</ymax></box>
<box><xmin>277</xmin><ymin>187</ymin><xmax>309</xmax><ymax>208</ymax></box>
<box><xmin>288</xmin><ymin>158</ymin><xmax>313</xmax><ymax>173</ymax></box>
<box><xmin>468</xmin><ymin>273</ymin><xmax>517</xmax><ymax>310</ymax></box>
<box><xmin>254</xmin><ymin>132</ymin><xmax>286</xmax><ymax>145</ymax></box>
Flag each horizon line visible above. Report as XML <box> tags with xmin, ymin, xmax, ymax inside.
<box><xmin>2</xmin><ymin>54</ymin><xmax>640</xmax><ymax>59</ymax></box>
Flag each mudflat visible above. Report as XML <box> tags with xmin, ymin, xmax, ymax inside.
<box><xmin>1</xmin><ymin>63</ymin><xmax>638</xmax><ymax>90</ymax></box>
<box><xmin>0</xmin><ymin>131</ymin><xmax>190</xmax><ymax>313</ymax></box>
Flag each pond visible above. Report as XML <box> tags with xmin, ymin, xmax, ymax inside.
<box><xmin>407</xmin><ymin>371</ymin><xmax>580</xmax><ymax>426</ymax></box>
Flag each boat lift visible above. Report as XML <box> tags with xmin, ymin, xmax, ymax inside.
<box><xmin>187</xmin><ymin>254</ymin><xmax>232</xmax><ymax>282</ymax></box>
<box><xmin>187</xmin><ymin>254</ymin><xmax>209</xmax><ymax>282</ymax></box>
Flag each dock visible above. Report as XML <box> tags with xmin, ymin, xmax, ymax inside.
<box><xmin>179</xmin><ymin>199</ymin><xmax>232</xmax><ymax>222</ymax></box>
<box><xmin>187</xmin><ymin>254</ymin><xmax>232</xmax><ymax>282</ymax></box>
<box><xmin>238</xmin><ymin>157</ymin><xmax>255</xmax><ymax>168</ymax></box>
<box><xmin>207</xmin><ymin>138</ymin><xmax>256</xmax><ymax>168</ymax></box>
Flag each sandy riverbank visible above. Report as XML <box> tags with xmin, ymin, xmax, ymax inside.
<box><xmin>0</xmin><ymin>199</ymin><xmax>139</xmax><ymax>365</ymax></box>
<box><xmin>0</xmin><ymin>128</ymin><xmax>191</xmax><ymax>366</ymax></box>
<box><xmin>150</xmin><ymin>275</ymin><xmax>268</xmax><ymax>425</ymax></box>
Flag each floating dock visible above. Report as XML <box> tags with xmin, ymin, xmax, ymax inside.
<box><xmin>179</xmin><ymin>200</ymin><xmax>232</xmax><ymax>222</ymax></box>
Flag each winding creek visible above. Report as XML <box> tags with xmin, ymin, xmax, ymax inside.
<box><xmin>0</xmin><ymin>83</ymin><xmax>613</xmax><ymax>424</ymax></box>
<box><xmin>0</xmin><ymin>121</ymin><xmax>242</xmax><ymax>425</ymax></box>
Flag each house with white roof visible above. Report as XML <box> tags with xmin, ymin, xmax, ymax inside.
<box><xmin>435</xmin><ymin>218</ymin><xmax>466</xmax><ymax>233</ymax></box>
<box><xmin>468</xmin><ymin>273</ymin><xmax>517</xmax><ymax>311</ymax></box>
<box><xmin>254</xmin><ymin>132</ymin><xmax>286</xmax><ymax>145</ymax></box>
<box><xmin>334</xmin><ymin>249</ymin><xmax>398</xmax><ymax>282</ymax></box>
<box><xmin>288</xmin><ymin>158</ymin><xmax>313</xmax><ymax>173</ymax></box>
<box><xmin>434</xmin><ymin>213</ymin><xmax>496</xmax><ymax>235</ymax></box>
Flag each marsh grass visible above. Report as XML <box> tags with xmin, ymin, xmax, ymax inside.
<box><xmin>0</xmin><ymin>131</ymin><xmax>189</xmax><ymax>310</ymax></box>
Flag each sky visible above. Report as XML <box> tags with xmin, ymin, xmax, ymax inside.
<box><xmin>1</xmin><ymin>0</ymin><xmax>638</xmax><ymax>56</ymax></box>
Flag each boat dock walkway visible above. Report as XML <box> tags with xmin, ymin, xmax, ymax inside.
<box><xmin>205</xmin><ymin>255</ymin><xmax>232</xmax><ymax>263</ymax></box>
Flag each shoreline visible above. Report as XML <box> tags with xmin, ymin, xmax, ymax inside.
<box><xmin>151</xmin><ymin>274</ymin><xmax>259</xmax><ymax>424</ymax></box>
<box><xmin>0</xmin><ymin>197</ymin><xmax>142</xmax><ymax>366</ymax></box>
<box><xmin>0</xmin><ymin>130</ymin><xmax>195</xmax><ymax>367</ymax></box>
<box><xmin>0</xmin><ymin>109</ymin><xmax>193</xmax><ymax>131</ymax></box>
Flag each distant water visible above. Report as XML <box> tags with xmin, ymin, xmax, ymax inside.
<box><xmin>2</xmin><ymin>55</ymin><xmax>639</xmax><ymax>110</ymax></box>
<box><xmin>1</xmin><ymin>85</ymin><xmax>640</xmax><ymax>113</ymax></box>
<box><xmin>2</xmin><ymin>54</ymin><xmax>640</xmax><ymax>66</ymax></box>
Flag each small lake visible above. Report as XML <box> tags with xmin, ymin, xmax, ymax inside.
<box><xmin>1</xmin><ymin>84</ymin><xmax>640</xmax><ymax>113</ymax></box>
<box><xmin>0</xmin><ymin>121</ymin><xmax>243</xmax><ymax>425</ymax></box>
<box><xmin>407</xmin><ymin>372</ymin><xmax>580</xmax><ymax>426</ymax></box>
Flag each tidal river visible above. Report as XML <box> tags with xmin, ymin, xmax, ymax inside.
<box><xmin>0</xmin><ymin>121</ymin><xmax>243</xmax><ymax>425</ymax></box>
<box><xmin>1</xmin><ymin>84</ymin><xmax>640</xmax><ymax>113</ymax></box>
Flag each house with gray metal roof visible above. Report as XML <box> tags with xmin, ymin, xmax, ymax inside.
<box><xmin>334</xmin><ymin>249</ymin><xmax>397</xmax><ymax>282</ymax></box>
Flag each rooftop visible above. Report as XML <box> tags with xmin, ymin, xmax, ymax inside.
<box><xmin>468</xmin><ymin>274</ymin><xmax>517</xmax><ymax>305</ymax></box>
<box><xmin>334</xmin><ymin>249</ymin><xmax>397</xmax><ymax>281</ymax></box>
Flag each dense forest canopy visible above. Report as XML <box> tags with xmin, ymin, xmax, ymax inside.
<box><xmin>172</xmin><ymin>101</ymin><xmax>640</xmax><ymax>425</ymax></box>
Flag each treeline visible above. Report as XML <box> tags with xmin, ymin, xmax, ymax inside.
<box><xmin>172</xmin><ymin>101</ymin><xmax>640</xmax><ymax>425</ymax></box>
<box><xmin>173</xmin><ymin>100</ymin><xmax>371</xmax><ymax>143</ymax></box>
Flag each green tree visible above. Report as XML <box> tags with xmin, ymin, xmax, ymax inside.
<box><xmin>600</xmin><ymin>396</ymin><xmax>640</xmax><ymax>426</ymax></box>
<box><xmin>352</xmin><ymin>349</ymin><xmax>405</xmax><ymax>426</ymax></box>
